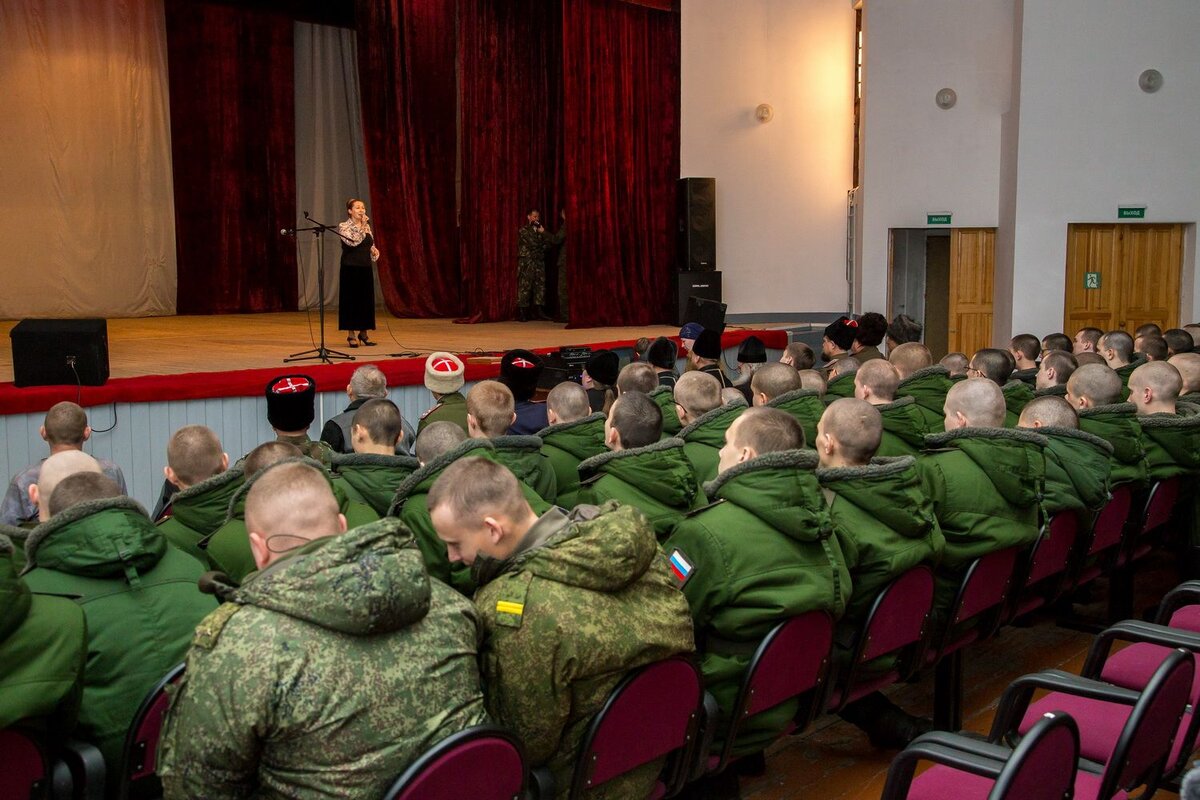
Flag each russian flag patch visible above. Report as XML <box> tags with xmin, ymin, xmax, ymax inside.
<box><xmin>668</xmin><ymin>549</ymin><xmax>694</xmax><ymax>588</ymax></box>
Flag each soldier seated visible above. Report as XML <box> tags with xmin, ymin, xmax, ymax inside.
<box><xmin>890</xmin><ymin>342</ymin><xmax>952</xmax><ymax>431</ymax></box>
<box><xmin>1170</xmin><ymin>352</ymin><xmax>1200</xmax><ymax>403</ymax></box>
<box><xmin>1164</xmin><ymin>328</ymin><xmax>1194</xmax><ymax>357</ymax></box>
<box><xmin>751</xmin><ymin>362</ymin><xmax>821</xmax><ymax>445</ymax></box>
<box><xmin>853</xmin><ymin>360</ymin><xmax>931</xmax><ymax>456</ymax></box>
<box><xmin>156</xmin><ymin>424</ymin><xmax>240</xmax><ymax>565</ymax></box>
<box><xmin>825</xmin><ymin>356</ymin><xmax>861</xmax><ymax>401</ymax></box>
<box><xmin>939</xmin><ymin>352</ymin><xmax>969</xmax><ymax>379</ymax></box>
<box><xmin>1135</xmin><ymin>334</ymin><xmax>1169</xmax><ymax>363</ymax></box>
<box><xmin>159</xmin><ymin>463</ymin><xmax>487</xmax><ymax>799</ymax></box>
<box><xmin>1018</xmin><ymin>395</ymin><xmax>1112</xmax><ymax>521</ymax></box>
<box><xmin>1066</xmin><ymin>363</ymin><xmax>1148</xmax><ymax>487</ymax></box>
<box><xmin>417</xmin><ymin>352</ymin><xmax>468</xmax><ymax>434</ymax></box>
<box><xmin>577</xmin><ymin>392</ymin><xmax>700</xmax><ymax>540</ymax></box>
<box><xmin>645</xmin><ymin>336</ymin><xmax>680</xmax><ymax>388</ymax></box>
<box><xmin>538</xmin><ymin>382</ymin><xmax>606</xmax><ymax>508</ymax></box>
<box><xmin>321</xmin><ymin>364</ymin><xmax>416</xmax><ymax>455</ymax></box>
<box><xmin>620</xmin><ymin>360</ymin><xmax>682</xmax><ymax>436</ymax></box>
<box><xmin>969</xmin><ymin>347</ymin><xmax>1032</xmax><ymax>425</ymax></box>
<box><xmin>781</xmin><ymin>341</ymin><xmax>816</xmax><ymax>370</ymax></box>
<box><xmin>1009</xmin><ymin>334</ymin><xmax>1041</xmax><ymax>386</ymax></box>
<box><xmin>1073</xmin><ymin>326</ymin><xmax>1104</xmax><ymax>355</ymax></box>
<box><xmin>1099</xmin><ymin>330</ymin><xmax>1142</xmax><ymax>391</ymax></box>
<box><xmin>500</xmin><ymin>349</ymin><xmax>550</xmax><ymax>435</ymax></box>
<box><xmin>674</xmin><ymin>371</ymin><xmax>746</xmax><ymax>483</ymax></box>
<box><xmin>429</xmin><ymin>457</ymin><xmax>694</xmax><ymax>798</ymax></box>
<box><xmin>331</xmin><ymin>399</ymin><xmax>420</xmax><ymax>515</ymax></box>
<box><xmin>1041</xmin><ymin>332</ymin><xmax>1073</xmax><ymax>354</ymax></box>
<box><xmin>262</xmin><ymin>374</ymin><xmax>332</xmax><ymax>465</ymax></box>
<box><xmin>467</xmin><ymin>380</ymin><xmax>557</xmax><ymax>503</ymax></box>
<box><xmin>1035</xmin><ymin>351</ymin><xmax>1077</xmax><ymax>398</ymax></box>
<box><xmin>1128</xmin><ymin>361</ymin><xmax>1200</xmax><ymax>480</ymax></box>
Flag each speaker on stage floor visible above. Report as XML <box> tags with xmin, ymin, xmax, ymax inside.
<box><xmin>678</xmin><ymin>177</ymin><xmax>716</xmax><ymax>272</ymax></box>
<box><xmin>673</xmin><ymin>271</ymin><xmax>724</xmax><ymax>328</ymax></box>
<box><xmin>10</xmin><ymin>319</ymin><xmax>110</xmax><ymax>387</ymax></box>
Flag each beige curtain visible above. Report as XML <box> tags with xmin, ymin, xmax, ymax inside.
<box><xmin>0</xmin><ymin>0</ymin><xmax>177</xmax><ymax>318</ymax></box>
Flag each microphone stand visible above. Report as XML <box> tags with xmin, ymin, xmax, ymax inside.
<box><xmin>284</xmin><ymin>212</ymin><xmax>355</xmax><ymax>364</ymax></box>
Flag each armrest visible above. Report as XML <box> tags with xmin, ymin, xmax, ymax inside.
<box><xmin>688</xmin><ymin>692</ymin><xmax>722</xmax><ymax>782</ymax></box>
<box><xmin>528</xmin><ymin>767</ymin><xmax>554</xmax><ymax>800</ymax></box>
<box><xmin>910</xmin><ymin>730</ymin><xmax>1014</xmax><ymax>760</ymax></box>
<box><xmin>990</xmin><ymin>669</ymin><xmax>1140</xmax><ymax>741</ymax></box>
<box><xmin>881</xmin><ymin>741</ymin><xmax>1005</xmax><ymax>800</ymax></box>
<box><xmin>57</xmin><ymin>739</ymin><xmax>105</xmax><ymax>800</ymax></box>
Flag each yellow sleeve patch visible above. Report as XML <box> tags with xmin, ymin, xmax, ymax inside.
<box><xmin>192</xmin><ymin>603</ymin><xmax>240</xmax><ymax>650</ymax></box>
<box><xmin>496</xmin><ymin>600</ymin><xmax>524</xmax><ymax>616</ymax></box>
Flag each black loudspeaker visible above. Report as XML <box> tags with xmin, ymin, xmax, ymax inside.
<box><xmin>673</xmin><ymin>271</ymin><xmax>723</xmax><ymax>327</ymax></box>
<box><xmin>10</xmin><ymin>319</ymin><xmax>110</xmax><ymax>387</ymax></box>
<box><xmin>678</xmin><ymin>177</ymin><xmax>716</xmax><ymax>272</ymax></box>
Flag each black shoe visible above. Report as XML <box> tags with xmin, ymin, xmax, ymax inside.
<box><xmin>358</xmin><ymin>332</ymin><xmax>377</xmax><ymax>347</ymax></box>
<box><xmin>516</xmin><ymin>306</ymin><xmax>529</xmax><ymax>322</ymax></box>
<box><xmin>839</xmin><ymin>693</ymin><xmax>931</xmax><ymax>749</ymax></box>
<box><xmin>534</xmin><ymin>306</ymin><xmax>552</xmax><ymax>321</ymax></box>
<box><xmin>346</xmin><ymin>336</ymin><xmax>359</xmax><ymax>349</ymax></box>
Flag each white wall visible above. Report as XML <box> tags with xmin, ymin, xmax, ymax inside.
<box><xmin>858</xmin><ymin>0</ymin><xmax>1014</xmax><ymax>314</ymax></box>
<box><xmin>680</xmin><ymin>0</ymin><xmax>854</xmax><ymax>316</ymax></box>
<box><xmin>1005</xmin><ymin>0</ymin><xmax>1200</xmax><ymax>338</ymax></box>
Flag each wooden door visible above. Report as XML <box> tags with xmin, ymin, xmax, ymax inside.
<box><xmin>1063</xmin><ymin>223</ymin><xmax>1183</xmax><ymax>333</ymax></box>
<box><xmin>948</xmin><ymin>228</ymin><xmax>995</xmax><ymax>356</ymax></box>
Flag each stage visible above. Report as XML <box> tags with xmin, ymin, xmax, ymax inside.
<box><xmin>0</xmin><ymin>312</ymin><xmax>792</xmax><ymax>414</ymax></box>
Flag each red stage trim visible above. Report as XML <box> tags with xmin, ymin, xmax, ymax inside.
<box><xmin>0</xmin><ymin>329</ymin><xmax>785</xmax><ymax>414</ymax></box>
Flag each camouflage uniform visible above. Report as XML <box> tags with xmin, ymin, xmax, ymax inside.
<box><xmin>472</xmin><ymin>503</ymin><xmax>695</xmax><ymax>798</ymax></box>
<box><xmin>159</xmin><ymin>519</ymin><xmax>489</xmax><ymax>800</ymax></box>
<box><xmin>516</xmin><ymin>222</ymin><xmax>550</xmax><ymax>308</ymax></box>
<box><xmin>275</xmin><ymin>433</ymin><xmax>333</xmax><ymax>467</ymax></box>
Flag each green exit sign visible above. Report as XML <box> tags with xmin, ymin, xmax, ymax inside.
<box><xmin>1118</xmin><ymin>206</ymin><xmax>1146</xmax><ymax>219</ymax></box>
<box><xmin>1084</xmin><ymin>272</ymin><xmax>1101</xmax><ymax>289</ymax></box>
<box><xmin>927</xmin><ymin>213</ymin><xmax>952</xmax><ymax>225</ymax></box>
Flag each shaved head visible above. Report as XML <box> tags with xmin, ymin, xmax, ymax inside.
<box><xmin>798</xmin><ymin>370</ymin><xmax>827</xmax><ymax>397</ymax></box>
<box><xmin>944</xmin><ymin>379</ymin><xmax>1005</xmax><ymax>429</ymax></box>
<box><xmin>1036</xmin><ymin>351</ymin><xmax>1077</xmax><ymax>390</ymax></box>
<box><xmin>675</xmin><ymin>371</ymin><xmax>722</xmax><ymax>421</ymax></box>
<box><xmin>617</xmin><ymin>362</ymin><xmax>659</xmax><ymax>396</ymax></box>
<box><xmin>889</xmin><ymin>342</ymin><xmax>933</xmax><ymax>379</ymax></box>
<box><xmin>1041</xmin><ymin>333</ymin><xmax>1073</xmax><ymax>354</ymax></box>
<box><xmin>467</xmin><ymin>380</ymin><xmax>516</xmax><ymax>439</ymax></box>
<box><xmin>854</xmin><ymin>360</ymin><xmax>900</xmax><ymax>403</ymax></box>
<box><xmin>750</xmin><ymin>362</ymin><xmax>802</xmax><ymax>405</ymax></box>
<box><xmin>414</xmin><ymin>421</ymin><xmax>469</xmax><ymax>466</ymax></box>
<box><xmin>1066</xmin><ymin>363</ymin><xmax>1122</xmax><ymax>409</ymax></box>
<box><xmin>782</xmin><ymin>342</ymin><xmax>815</xmax><ymax>370</ymax></box>
<box><xmin>817</xmin><ymin>398</ymin><xmax>883</xmax><ymax>467</ymax></box>
<box><xmin>546</xmin><ymin>381</ymin><xmax>591</xmax><ymax>424</ymax></box>
<box><xmin>244</xmin><ymin>441</ymin><xmax>304</xmax><ymax>480</ymax></box>
<box><xmin>33</xmin><ymin>450</ymin><xmax>103</xmax><ymax>521</ymax></box>
<box><xmin>48</xmin><ymin>472</ymin><xmax>122</xmax><ymax>517</ymax></box>
<box><xmin>42</xmin><ymin>402</ymin><xmax>90</xmax><ymax>447</ymax></box>
<box><xmin>940</xmin><ymin>352</ymin><xmax>969</xmax><ymax>377</ymax></box>
<box><xmin>167</xmin><ymin>424</ymin><xmax>226</xmax><ymax>488</ymax></box>
<box><xmin>1019</xmin><ymin>395</ymin><xmax>1078</xmax><ymax>430</ymax></box>
<box><xmin>1128</xmin><ymin>360</ymin><xmax>1183</xmax><ymax>414</ymax></box>
<box><xmin>1169</xmin><ymin>353</ymin><xmax>1200</xmax><ymax>394</ymax></box>
<box><xmin>245</xmin><ymin>462</ymin><xmax>345</xmax><ymax>570</ymax></box>
<box><xmin>720</xmin><ymin>407</ymin><xmax>805</xmax><ymax>474</ymax></box>
<box><xmin>1100</xmin><ymin>331</ymin><xmax>1134</xmax><ymax>367</ymax></box>
<box><xmin>830</xmin><ymin>357</ymin><xmax>860</xmax><ymax>380</ymax></box>
<box><xmin>970</xmin><ymin>348</ymin><xmax>1015</xmax><ymax>385</ymax></box>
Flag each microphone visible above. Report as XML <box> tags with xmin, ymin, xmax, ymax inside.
<box><xmin>281</xmin><ymin>227</ymin><xmax>296</xmax><ymax>236</ymax></box>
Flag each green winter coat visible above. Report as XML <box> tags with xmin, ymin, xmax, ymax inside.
<box><xmin>649</xmin><ymin>385</ymin><xmax>682</xmax><ymax>436</ymax></box>
<box><xmin>387</xmin><ymin>439</ymin><xmax>551</xmax><ymax>597</ymax></box>
<box><xmin>537</xmin><ymin>414</ymin><xmax>607</xmax><ymax>509</ymax></box>
<box><xmin>1035</xmin><ymin>384</ymin><xmax>1068</xmax><ymax>399</ymax></box>
<box><xmin>818</xmin><ymin>456</ymin><xmax>945</xmax><ymax>627</ymax></box>
<box><xmin>1002</xmin><ymin>381</ymin><xmax>1036</xmax><ymax>427</ymax></box>
<box><xmin>825</xmin><ymin>372</ymin><xmax>857</xmax><ymax>402</ymax></box>
<box><xmin>491</xmin><ymin>435</ymin><xmax>558</xmax><ymax>504</ymax></box>
<box><xmin>330</xmin><ymin>452</ymin><xmax>420</xmax><ymax>515</ymax></box>
<box><xmin>897</xmin><ymin>366</ymin><xmax>953</xmax><ymax>433</ymax></box>
<box><xmin>22</xmin><ymin>498</ymin><xmax>217</xmax><ymax>769</ymax></box>
<box><xmin>875</xmin><ymin>396</ymin><xmax>934</xmax><ymax>457</ymax></box>
<box><xmin>473</xmin><ymin>503</ymin><xmax>695</xmax><ymax>799</ymax></box>
<box><xmin>157</xmin><ymin>468</ymin><xmax>245</xmax><ymax>566</ymax></box>
<box><xmin>1011</xmin><ymin>367</ymin><xmax>1039</xmax><ymax>387</ymax></box>
<box><xmin>679</xmin><ymin>398</ymin><xmax>747</xmax><ymax>484</ymax></box>
<box><xmin>663</xmin><ymin>450</ymin><xmax>849</xmax><ymax>755</ymax></box>
<box><xmin>0</xmin><ymin>533</ymin><xmax>86</xmax><ymax>733</ymax></box>
<box><xmin>158</xmin><ymin>519</ymin><xmax>488</xmax><ymax>800</ymax></box>
<box><xmin>1137</xmin><ymin>405</ymin><xmax>1200</xmax><ymax>481</ymax></box>
<box><xmin>1078</xmin><ymin>404</ymin><xmax>1148</xmax><ymax>488</ymax></box>
<box><xmin>578</xmin><ymin>438</ymin><xmax>702</xmax><ymax>540</ymax></box>
<box><xmin>766</xmin><ymin>388</ymin><xmax>826</xmax><ymax>448</ymax></box>
<box><xmin>202</xmin><ymin>459</ymin><xmax>379</xmax><ymax>583</ymax></box>
<box><xmin>1036</xmin><ymin>427</ymin><xmax>1114</xmax><ymax>519</ymax></box>
<box><xmin>1116</xmin><ymin>358</ymin><xmax>1146</xmax><ymax>393</ymax></box>
<box><xmin>918</xmin><ymin>428</ymin><xmax>1047</xmax><ymax>615</ymax></box>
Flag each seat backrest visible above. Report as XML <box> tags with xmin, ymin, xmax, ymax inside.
<box><xmin>1026</xmin><ymin>513</ymin><xmax>1079</xmax><ymax>586</ymax></box>
<box><xmin>1105</xmin><ymin>648</ymin><xmax>1194</xmax><ymax>795</ymax></box>
<box><xmin>571</xmin><ymin>657</ymin><xmax>701</xmax><ymax>796</ymax></box>
<box><xmin>989</xmin><ymin>712</ymin><xmax>1079</xmax><ymax>800</ymax></box>
<box><xmin>1089</xmin><ymin>484</ymin><xmax>1133</xmax><ymax>556</ymax></box>
<box><xmin>0</xmin><ymin>728</ymin><xmax>49</xmax><ymax>799</ymax></box>
<box><xmin>952</xmin><ymin>547</ymin><xmax>1019</xmax><ymax>626</ymax></box>
<box><xmin>1140</xmin><ymin>477</ymin><xmax>1181</xmax><ymax>536</ymax></box>
<box><xmin>384</xmin><ymin>726</ymin><xmax>525</xmax><ymax>800</ymax></box>
<box><xmin>119</xmin><ymin>663</ymin><xmax>185</xmax><ymax>795</ymax></box>
<box><xmin>859</xmin><ymin>566</ymin><xmax>935</xmax><ymax>662</ymax></box>
<box><xmin>740</xmin><ymin>611</ymin><xmax>833</xmax><ymax>718</ymax></box>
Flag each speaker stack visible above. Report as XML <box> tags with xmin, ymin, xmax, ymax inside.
<box><xmin>675</xmin><ymin>177</ymin><xmax>723</xmax><ymax>327</ymax></box>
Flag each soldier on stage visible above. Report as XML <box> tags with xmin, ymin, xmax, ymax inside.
<box><xmin>516</xmin><ymin>209</ymin><xmax>552</xmax><ymax>322</ymax></box>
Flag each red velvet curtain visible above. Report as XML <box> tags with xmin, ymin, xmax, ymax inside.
<box><xmin>561</xmin><ymin>0</ymin><xmax>680</xmax><ymax>326</ymax></box>
<box><xmin>355</xmin><ymin>0</ymin><xmax>462</xmax><ymax>317</ymax></box>
<box><xmin>165</xmin><ymin>1</ymin><xmax>298</xmax><ymax>314</ymax></box>
<box><xmin>457</xmin><ymin>0</ymin><xmax>564</xmax><ymax>323</ymax></box>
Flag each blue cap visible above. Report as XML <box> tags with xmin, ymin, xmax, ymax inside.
<box><xmin>679</xmin><ymin>322</ymin><xmax>704</xmax><ymax>340</ymax></box>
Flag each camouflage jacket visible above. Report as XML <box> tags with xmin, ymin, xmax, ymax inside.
<box><xmin>473</xmin><ymin>503</ymin><xmax>695</xmax><ymax>798</ymax></box>
<box><xmin>159</xmin><ymin>519</ymin><xmax>488</xmax><ymax>800</ymax></box>
<box><xmin>518</xmin><ymin>223</ymin><xmax>550</xmax><ymax>263</ymax></box>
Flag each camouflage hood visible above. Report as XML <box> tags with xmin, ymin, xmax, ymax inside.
<box><xmin>234</xmin><ymin>518</ymin><xmax>430</xmax><ymax>636</ymax></box>
<box><xmin>23</xmin><ymin>497</ymin><xmax>164</xmax><ymax>578</ymax></box>
<box><xmin>1078</xmin><ymin>404</ymin><xmax>1145</xmax><ymax>468</ymax></box>
<box><xmin>331</xmin><ymin>452</ymin><xmax>420</xmax><ymax>514</ymax></box>
<box><xmin>817</xmin><ymin>456</ymin><xmax>937</xmax><ymax>541</ymax></box>
<box><xmin>501</xmin><ymin>502</ymin><xmax>658</xmax><ymax>594</ymax></box>
<box><xmin>0</xmin><ymin>534</ymin><xmax>30</xmax><ymax>642</ymax></box>
<box><xmin>679</xmin><ymin>398</ymin><xmax>747</xmax><ymax>449</ymax></box>
<box><xmin>388</xmin><ymin>439</ymin><xmax>496</xmax><ymax>514</ymax></box>
<box><xmin>923</xmin><ymin>427</ymin><xmax>1048</xmax><ymax>508</ymax></box>
<box><xmin>167</xmin><ymin>467</ymin><xmax>244</xmax><ymax>535</ymax></box>
<box><xmin>702</xmin><ymin>450</ymin><xmax>831</xmax><ymax>542</ymax></box>
<box><xmin>578</xmin><ymin>438</ymin><xmax>699</xmax><ymax>508</ymax></box>
<box><xmin>536</xmin><ymin>414</ymin><xmax>606</xmax><ymax>460</ymax></box>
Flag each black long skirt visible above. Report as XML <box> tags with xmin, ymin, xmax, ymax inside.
<box><xmin>338</xmin><ymin>262</ymin><xmax>375</xmax><ymax>332</ymax></box>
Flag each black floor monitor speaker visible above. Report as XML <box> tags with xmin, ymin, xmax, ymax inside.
<box><xmin>678</xmin><ymin>177</ymin><xmax>716</xmax><ymax>272</ymax></box>
<box><xmin>10</xmin><ymin>319</ymin><xmax>110</xmax><ymax>387</ymax></box>
<box><xmin>673</xmin><ymin>271</ymin><xmax>723</xmax><ymax>328</ymax></box>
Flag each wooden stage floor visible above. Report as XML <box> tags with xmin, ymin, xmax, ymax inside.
<box><xmin>0</xmin><ymin>312</ymin><xmax>791</xmax><ymax>383</ymax></box>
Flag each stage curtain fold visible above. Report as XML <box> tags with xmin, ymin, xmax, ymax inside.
<box><xmin>165</xmin><ymin>0</ymin><xmax>298</xmax><ymax>314</ymax></box>
<box><xmin>0</xmin><ymin>0</ymin><xmax>177</xmax><ymax>319</ymax></box>
<box><xmin>355</xmin><ymin>0</ymin><xmax>462</xmax><ymax>318</ymax></box>
<box><xmin>457</xmin><ymin>0</ymin><xmax>564</xmax><ymax>323</ymax></box>
<box><xmin>561</xmin><ymin>0</ymin><xmax>680</xmax><ymax>327</ymax></box>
